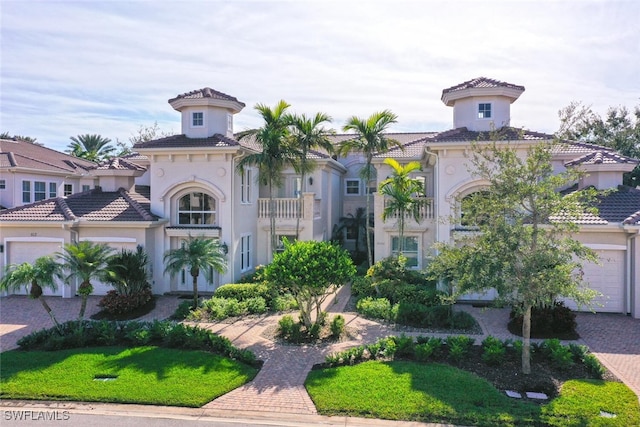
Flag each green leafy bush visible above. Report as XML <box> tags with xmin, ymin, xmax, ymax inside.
<box><xmin>270</xmin><ymin>294</ymin><xmax>298</xmax><ymax>312</ymax></box>
<box><xmin>481</xmin><ymin>336</ymin><xmax>506</xmax><ymax>366</ymax></box>
<box><xmin>330</xmin><ymin>315</ymin><xmax>346</xmax><ymax>338</ymax></box>
<box><xmin>509</xmin><ymin>301</ymin><xmax>577</xmax><ymax>338</ymax></box>
<box><xmin>214</xmin><ymin>283</ymin><xmax>272</xmax><ymax>302</ymax></box>
<box><xmin>446</xmin><ymin>336</ymin><xmax>474</xmax><ymax>363</ymax></box>
<box><xmin>542</xmin><ymin>339</ymin><xmax>574</xmax><ymax>370</ymax></box>
<box><xmin>350</xmin><ymin>276</ymin><xmax>375</xmax><ymax>299</ymax></box>
<box><xmin>392</xmin><ymin>334</ymin><xmax>415</xmax><ymax>358</ymax></box>
<box><xmin>172</xmin><ymin>300</ymin><xmax>194</xmax><ymax>320</ymax></box>
<box><xmin>277</xmin><ymin>315</ymin><xmax>303</xmax><ymax>342</ymax></box>
<box><xmin>414</xmin><ymin>337</ymin><xmax>444</xmax><ymax>362</ymax></box>
<box><xmin>245</xmin><ymin>296</ymin><xmax>268</xmax><ymax>314</ymax></box>
<box><xmin>583</xmin><ymin>353</ymin><xmax>605</xmax><ymax>379</ymax></box>
<box><xmin>98</xmin><ymin>288</ymin><xmax>153</xmax><ymax>315</ymax></box>
<box><xmin>356</xmin><ymin>297</ymin><xmax>392</xmax><ymax>320</ymax></box>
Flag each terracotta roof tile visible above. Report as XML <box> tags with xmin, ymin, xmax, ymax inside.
<box><xmin>1</xmin><ymin>138</ymin><xmax>96</xmax><ymax>174</ymax></box>
<box><xmin>553</xmin><ymin>186</ymin><xmax>640</xmax><ymax>225</ymax></box>
<box><xmin>168</xmin><ymin>87</ymin><xmax>245</xmax><ymax>107</ymax></box>
<box><xmin>92</xmin><ymin>157</ymin><xmax>147</xmax><ymax>171</ymax></box>
<box><xmin>564</xmin><ymin>150</ymin><xmax>639</xmax><ymax>167</ymax></box>
<box><xmin>442</xmin><ymin>77</ymin><xmax>525</xmax><ymax>95</ymax></box>
<box><xmin>0</xmin><ymin>188</ymin><xmax>158</xmax><ymax>222</ymax></box>
<box><xmin>134</xmin><ymin>133</ymin><xmax>242</xmax><ymax>150</ymax></box>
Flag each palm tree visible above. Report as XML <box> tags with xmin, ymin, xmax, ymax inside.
<box><xmin>67</xmin><ymin>134</ymin><xmax>115</xmax><ymax>162</ymax></box>
<box><xmin>0</xmin><ymin>256</ymin><xmax>64</xmax><ymax>330</ymax></box>
<box><xmin>338</xmin><ymin>110</ymin><xmax>401</xmax><ymax>266</ymax></box>
<box><xmin>337</xmin><ymin>207</ymin><xmax>368</xmax><ymax>255</ymax></box>
<box><xmin>379</xmin><ymin>158</ymin><xmax>423</xmax><ymax>253</ymax></box>
<box><xmin>288</xmin><ymin>112</ymin><xmax>335</xmax><ymax>238</ymax></box>
<box><xmin>57</xmin><ymin>241</ymin><xmax>116</xmax><ymax>319</ymax></box>
<box><xmin>236</xmin><ymin>100</ymin><xmax>295</xmax><ymax>259</ymax></box>
<box><xmin>164</xmin><ymin>236</ymin><xmax>228</xmax><ymax>309</ymax></box>
<box><xmin>103</xmin><ymin>245</ymin><xmax>150</xmax><ymax>296</ymax></box>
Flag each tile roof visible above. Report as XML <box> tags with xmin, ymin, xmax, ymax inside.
<box><xmin>552</xmin><ymin>140</ymin><xmax>616</xmax><ymax>155</ymax></box>
<box><xmin>427</xmin><ymin>127</ymin><xmax>553</xmax><ymax>143</ymax></box>
<box><xmin>134</xmin><ymin>133</ymin><xmax>244</xmax><ymax>150</ymax></box>
<box><xmin>553</xmin><ymin>186</ymin><xmax>640</xmax><ymax>225</ymax></box>
<box><xmin>442</xmin><ymin>77</ymin><xmax>525</xmax><ymax>95</ymax></box>
<box><xmin>92</xmin><ymin>157</ymin><xmax>147</xmax><ymax>171</ymax></box>
<box><xmin>168</xmin><ymin>87</ymin><xmax>245</xmax><ymax>107</ymax></box>
<box><xmin>564</xmin><ymin>150</ymin><xmax>639</xmax><ymax>167</ymax></box>
<box><xmin>0</xmin><ymin>187</ymin><xmax>158</xmax><ymax>222</ymax></box>
<box><xmin>0</xmin><ymin>138</ymin><xmax>96</xmax><ymax>173</ymax></box>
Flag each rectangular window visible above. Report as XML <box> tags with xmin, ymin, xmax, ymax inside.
<box><xmin>34</xmin><ymin>181</ymin><xmax>46</xmax><ymax>201</ymax></box>
<box><xmin>345</xmin><ymin>225</ymin><xmax>358</xmax><ymax>241</ymax></box>
<box><xmin>63</xmin><ymin>184</ymin><xmax>73</xmax><ymax>196</ymax></box>
<box><xmin>192</xmin><ymin>112</ymin><xmax>204</xmax><ymax>127</ymax></box>
<box><xmin>22</xmin><ymin>181</ymin><xmax>31</xmax><ymax>203</ymax></box>
<box><xmin>241</xmin><ymin>169</ymin><xmax>252</xmax><ymax>203</ymax></box>
<box><xmin>391</xmin><ymin>236</ymin><xmax>419</xmax><ymax>268</ymax></box>
<box><xmin>49</xmin><ymin>182</ymin><xmax>57</xmax><ymax>198</ymax></box>
<box><xmin>276</xmin><ymin>235</ymin><xmax>296</xmax><ymax>253</ymax></box>
<box><xmin>227</xmin><ymin>114</ymin><xmax>233</xmax><ymax>132</ymax></box>
<box><xmin>241</xmin><ymin>234</ymin><xmax>252</xmax><ymax>272</ymax></box>
<box><xmin>478</xmin><ymin>103</ymin><xmax>492</xmax><ymax>119</ymax></box>
<box><xmin>0</xmin><ymin>179</ymin><xmax>6</xmax><ymax>189</ymax></box>
<box><xmin>345</xmin><ymin>179</ymin><xmax>361</xmax><ymax>195</ymax></box>
<box><xmin>82</xmin><ymin>185</ymin><xmax>91</xmax><ymax>192</ymax></box>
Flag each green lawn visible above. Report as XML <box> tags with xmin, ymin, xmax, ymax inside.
<box><xmin>0</xmin><ymin>346</ymin><xmax>258</xmax><ymax>407</ymax></box>
<box><xmin>305</xmin><ymin>361</ymin><xmax>640</xmax><ymax>427</ymax></box>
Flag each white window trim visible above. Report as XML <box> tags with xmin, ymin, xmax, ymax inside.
<box><xmin>63</xmin><ymin>183</ymin><xmax>73</xmax><ymax>197</ymax></box>
<box><xmin>345</xmin><ymin>179</ymin><xmax>361</xmax><ymax>196</ymax></box>
<box><xmin>240</xmin><ymin>233</ymin><xmax>252</xmax><ymax>272</ymax></box>
<box><xmin>227</xmin><ymin>113</ymin><xmax>233</xmax><ymax>132</ymax></box>
<box><xmin>49</xmin><ymin>182</ymin><xmax>57</xmax><ymax>198</ymax></box>
<box><xmin>477</xmin><ymin>102</ymin><xmax>492</xmax><ymax>120</ymax></box>
<box><xmin>241</xmin><ymin>169</ymin><xmax>252</xmax><ymax>204</ymax></box>
<box><xmin>390</xmin><ymin>235</ymin><xmax>421</xmax><ymax>269</ymax></box>
<box><xmin>22</xmin><ymin>180</ymin><xmax>31</xmax><ymax>203</ymax></box>
<box><xmin>0</xmin><ymin>179</ymin><xmax>6</xmax><ymax>190</ymax></box>
<box><xmin>191</xmin><ymin>111</ymin><xmax>205</xmax><ymax>128</ymax></box>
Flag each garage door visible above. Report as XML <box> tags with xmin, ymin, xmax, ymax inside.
<box><xmin>564</xmin><ymin>249</ymin><xmax>626</xmax><ymax>313</ymax></box>
<box><xmin>6</xmin><ymin>241</ymin><xmax>63</xmax><ymax>296</ymax></box>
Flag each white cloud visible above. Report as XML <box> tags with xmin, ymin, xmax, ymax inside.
<box><xmin>1</xmin><ymin>0</ymin><xmax>638</xmax><ymax>151</ymax></box>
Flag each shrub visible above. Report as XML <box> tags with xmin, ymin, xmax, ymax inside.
<box><xmin>583</xmin><ymin>353</ymin><xmax>605</xmax><ymax>379</ymax></box>
<box><xmin>98</xmin><ymin>288</ymin><xmax>153</xmax><ymax>315</ymax></box>
<box><xmin>414</xmin><ymin>337</ymin><xmax>444</xmax><ymax>362</ymax></box>
<box><xmin>481</xmin><ymin>336</ymin><xmax>506</xmax><ymax>366</ymax></box>
<box><xmin>271</xmin><ymin>294</ymin><xmax>298</xmax><ymax>312</ymax></box>
<box><xmin>542</xmin><ymin>339</ymin><xmax>574</xmax><ymax>370</ymax></box>
<box><xmin>172</xmin><ymin>300</ymin><xmax>194</xmax><ymax>320</ymax></box>
<box><xmin>103</xmin><ymin>245</ymin><xmax>151</xmax><ymax>296</ymax></box>
<box><xmin>509</xmin><ymin>301</ymin><xmax>577</xmax><ymax>337</ymax></box>
<box><xmin>330</xmin><ymin>315</ymin><xmax>345</xmax><ymax>338</ymax></box>
<box><xmin>447</xmin><ymin>310</ymin><xmax>478</xmax><ymax>330</ymax></box>
<box><xmin>446</xmin><ymin>335</ymin><xmax>474</xmax><ymax>363</ymax></box>
<box><xmin>202</xmin><ymin>297</ymin><xmax>248</xmax><ymax>320</ymax></box>
<box><xmin>214</xmin><ymin>283</ymin><xmax>272</xmax><ymax>302</ymax></box>
<box><xmin>356</xmin><ymin>297</ymin><xmax>392</xmax><ymax>320</ymax></box>
<box><xmin>245</xmin><ymin>296</ymin><xmax>267</xmax><ymax>314</ymax></box>
<box><xmin>277</xmin><ymin>315</ymin><xmax>303</xmax><ymax>342</ymax></box>
<box><xmin>392</xmin><ymin>334</ymin><xmax>415</xmax><ymax>358</ymax></box>
<box><xmin>350</xmin><ymin>276</ymin><xmax>375</xmax><ymax>299</ymax></box>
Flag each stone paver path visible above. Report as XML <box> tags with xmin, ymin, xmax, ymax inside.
<box><xmin>1</xmin><ymin>286</ymin><xmax>639</xmax><ymax>414</ymax></box>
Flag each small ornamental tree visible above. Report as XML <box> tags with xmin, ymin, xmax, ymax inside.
<box><xmin>264</xmin><ymin>239</ymin><xmax>355</xmax><ymax>330</ymax></box>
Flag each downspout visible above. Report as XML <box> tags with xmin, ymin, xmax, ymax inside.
<box><xmin>626</xmin><ymin>228</ymin><xmax>640</xmax><ymax>316</ymax></box>
<box><xmin>230</xmin><ymin>151</ymin><xmax>246</xmax><ymax>284</ymax></box>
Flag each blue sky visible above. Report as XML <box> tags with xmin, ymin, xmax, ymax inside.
<box><xmin>1</xmin><ymin>0</ymin><xmax>639</xmax><ymax>152</ymax></box>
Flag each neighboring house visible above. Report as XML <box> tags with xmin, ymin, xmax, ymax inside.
<box><xmin>1</xmin><ymin>77</ymin><xmax>638</xmax><ymax>318</ymax></box>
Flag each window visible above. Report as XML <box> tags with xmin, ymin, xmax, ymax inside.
<box><xmin>178</xmin><ymin>192</ymin><xmax>216</xmax><ymax>225</ymax></box>
<box><xmin>345</xmin><ymin>179</ymin><xmax>361</xmax><ymax>195</ymax></box>
<box><xmin>227</xmin><ymin>114</ymin><xmax>233</xmax><ymax>132</ymax></box>
<box><xmin>276</xmin><ymin>235</ymin><xmax>296</xmax><ymax>253</ymax></box>
<box><xmin>34</xmin><ymin>181</ymin><xmax>46</xmax><ymax>201</ymax></box>
<box><xmin>0</xmin><ymin>179</ymin><xmax>5</xmax><ymax>190</ymax></box>
<box><xmin>63</xmin><ymin>184</ymin><xmax>73</xmax><ymax>196</ymax></box>
<box><xmin>459</xmin><ymin>191</ymin><xmax>491</xmax><ymax>229</ymax></box>
<box><xmin>345</xmin><ymin>225</ymin><xmax>358</xmax><ymax>240</ymax></box>
<box><xmin>241</xmin><ymin>169</ymin><xmax>252</xmax><ymax>203</ymax></box>
<box><xmin>478</xmin><ymin>103</ymin><xmax>492</xmax><ymax>119</ymax></box>
<box><xmin>391</xmin><ymin>236</ymin><xmax>419</xmax><ymax>268</ymax></box>
<box><xmin>192</xmin><ymin>112</ymin><xmax>204</xmax><ymax>127</ymax></box>
<box><xmin>49</xmin><ymin>182</ymin><xmax>57</xmax><ymax>198</ymax></box>
<box><xmin>22</xmin><ymin>181</ymin><xmax>31</xmax><ymax>203</ymax></box>
<box><xmin>81</xmin><ymin>185</ymin><xmax>90</xmax><ymax>192</ymax></box>
<box><xmin>241</xmin><ymin>234</ymin><xmax>252</xmax><ymax>272</ymax></box>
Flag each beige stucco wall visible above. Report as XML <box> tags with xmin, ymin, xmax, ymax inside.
<box><xmin>452</xmin><ymin>96</ymin><xmax>512</xmax><ymax>131</ymax></box>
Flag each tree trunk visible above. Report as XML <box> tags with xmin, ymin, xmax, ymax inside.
<box><xmin>365</xmin><ymin>182</ymin><xmax>373</xmax><ymax>267</ymax></box>
<box><xmin>79</xmin><ymin>295</ymin><xmax>88</xmax><ymax>319</ymax></box>
<box><xmin>269</xmin><ymin>181</ymin><xmax>277</xmax><ymax>261</ymax></box>
<box><xmin>38</xmin><ymin>296</ymin><xmax>61</xmax><ymax>331</ymax></box>
<box><xmin>191</xmin><ymin>271</ymin><xmax>199</xmax><ymax>309</ymax></box>
<box><xmin>522</xmin><ymin>303</ymin><xmax>532</xmax><ymax>375</ymax></box>
<box><xmin>296</xmin><ymin>172</ymin><xmax>304</xmax><ymax>240</ymax></box>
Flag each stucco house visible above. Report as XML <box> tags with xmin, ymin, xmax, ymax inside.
<box><xmin>1</xmin><ymin>77</ymin><xmax>639</xmax><ymax>318</ymax></box>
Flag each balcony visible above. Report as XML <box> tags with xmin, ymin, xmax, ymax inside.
<box><xmin>382</xmin><ymin>196</ymin><xmax>434</xmax><ymax>220</ymax></box>
<box><xmin>258</xmin><ymin>194</ymin><xmax>320</xmax><ymax>220</ymax></box>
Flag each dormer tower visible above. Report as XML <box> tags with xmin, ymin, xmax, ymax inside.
<box><xmin>441</xmin><ymin>77</ymin><xmax>525</xmax><ymax>131</ymax></box>
<box><xmin>168</xmin><ymin>87</ymin><xmax>245</xmax><ymax>139</ymax></box>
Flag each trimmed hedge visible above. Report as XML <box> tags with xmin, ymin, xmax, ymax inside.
<box><xmin>214</xmin><ymin>283</ymin><xmax>273</xmax><ymax>302</ymax></box>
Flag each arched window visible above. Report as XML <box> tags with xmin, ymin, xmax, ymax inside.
<box><xmin>459</xmin><ymin>191</ymin><xmax>491</xmax><ymax>229</ymax></box>
<box><xmin>178</xmin><ymin>192</ymin><xmax>216</xmax><ymax>225</ymax></box>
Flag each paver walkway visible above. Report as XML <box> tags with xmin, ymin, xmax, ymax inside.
<box><xmin>1</xmin><ymin>286</ymin><xmax>639</xmax><ymax>414</ymax></box>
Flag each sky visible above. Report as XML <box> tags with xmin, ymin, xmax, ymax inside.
<box><xmin>1</xmin><ymin>0</ymin><xmax>639</xmax><ymax>153</ymax></box>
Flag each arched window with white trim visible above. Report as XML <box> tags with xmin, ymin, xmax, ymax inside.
<box><xmin>177</xmin><ymin>192</ymin><xmax>217</xmax><ymax>226</ymax></box>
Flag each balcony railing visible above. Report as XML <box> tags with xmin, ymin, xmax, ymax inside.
<box><xmin>383</xmin><ymin>197</ymin><xmax>434</xmax><ymax>220</ymax></box>
<box><xmin>258</xmin><ymin>198</ymin><xmax>302</xmax><ymax>219</ymax></box>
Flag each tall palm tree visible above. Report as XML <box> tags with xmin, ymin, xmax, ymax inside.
<box><xmin>67</xmin><ymin>134</ymin><xmax>115</xmax><ymax>162</ymax></box>
<box><xmin>337</xmin><ymin>207</ymin><xmax>368</xmax><ymax>255</ymax></box>
<box><xmin>57</xmin><ymin>241</ymin><xmax>115</xmax><ymax>319</ymax></box>
<box><xmin>236</xmin><ymin>100</ymin><xmax>295</xmax><ymax>259</ymax></box>
<box><xmin>338</xmin><ymin>110</ymin><xmax>401</xmax><ymax>266</ymax></box>
<box><xmin>379</xmin><ymin>158</ymin><xmax>423</xmax><ymax>253</ymax></box>
<box><xmin>288</xmin><ymin>112</ymin><xmax>335</xmax><ymax>238</ymax></box>
<box><xmin>164</xmin><ymin>236</ymin><xmax>228</xmax><ymax>309</ymax></box>
<box><xmin>0</xmin><ymin>256</ymin><xmax>64</xmax><ymax>330</ymax></box>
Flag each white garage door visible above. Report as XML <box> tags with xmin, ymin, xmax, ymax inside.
<box><xmin>564</xmin><ymin>249</ymin><xmax>626</xmax><ymax>313</ymax></box>
<box><xmin>6</xmin><ymin>241</ymin><xmax>63</xmax><ymax>296</ymax></box>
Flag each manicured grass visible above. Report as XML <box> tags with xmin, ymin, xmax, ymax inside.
<box><xmin>0</xmin><ymin>346</ymin><xmax>258</xmax><ymax>407</ymax></box>
<box><xmin>305</xmin><ymin>361</ymin><xmax>640</xmax><ymax>427</ymax></box>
